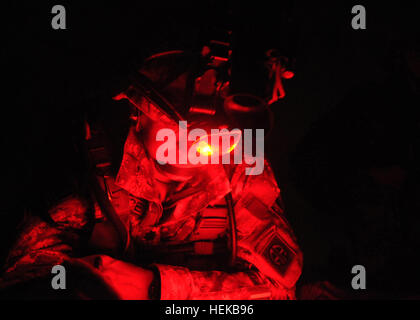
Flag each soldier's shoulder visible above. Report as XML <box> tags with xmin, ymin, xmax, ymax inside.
<box><xmin>231</xmin><ymin>160</ymin><xmax>280</xmax><ymax>210</ymax></box>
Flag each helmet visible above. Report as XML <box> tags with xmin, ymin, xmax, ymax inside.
<box><xmin>113</xmin><ymin>48</ymin><xmax>272</xmax><ymax>177</ymax></box>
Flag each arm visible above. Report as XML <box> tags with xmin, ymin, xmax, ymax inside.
<box><xmin>0</xmin><ymin>197</ymin><xmax>92</xmax><ymax>288</ymax></box>
<box><xmin>152</xmin><ymin>162</ymin><xmax>303</xmax><ymax>300</ymax></box>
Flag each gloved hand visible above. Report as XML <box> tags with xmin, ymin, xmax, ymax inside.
<box><xmin>65</xmin><ymin>255</ymin><xmax>154</xmax><ymax>300</ymax></box>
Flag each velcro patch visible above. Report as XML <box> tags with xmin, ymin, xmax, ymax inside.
<box><xmin>263</xmin><ymin>235</ymin><xmax>293</xmax><ymax>275</ymax></box>
<box><xmin>241</xmin><ymin>194</ymin><xmax>271</xmax><ymax>220</ymax></box>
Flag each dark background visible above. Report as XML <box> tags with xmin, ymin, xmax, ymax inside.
<box><xmin>2</xmin><ymin>1</ymin><xmax>420</xmax><ymax>298</ymax></box>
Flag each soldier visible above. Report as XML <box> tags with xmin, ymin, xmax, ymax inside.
<box><xmin>0</xmin><ymin>48</ymin><xmax>302</xmax><ymax>300</ymax></box>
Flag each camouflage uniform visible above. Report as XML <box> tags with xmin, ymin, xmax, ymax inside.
<box><xmin>1</xmin><ymin>123</ymin><xmax>303</xmax><ymax>299</ymax></box>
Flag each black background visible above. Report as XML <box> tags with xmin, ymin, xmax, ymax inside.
<box><xmin>2</xmin><ymin>1</ymin><xmax>420</xmax><ymax>298</ymax></box>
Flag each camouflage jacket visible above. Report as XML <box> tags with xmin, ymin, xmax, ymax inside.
<box><xmin>1</xmin><ymin>127</ymin><xmax>303</xmax><ymax>299</ymax></box>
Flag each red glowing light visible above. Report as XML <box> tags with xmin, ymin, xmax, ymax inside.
<box><xmin>282</xmin><ymin>70</ymin><xmax>294</xmax><ymax>79</ymax></box>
